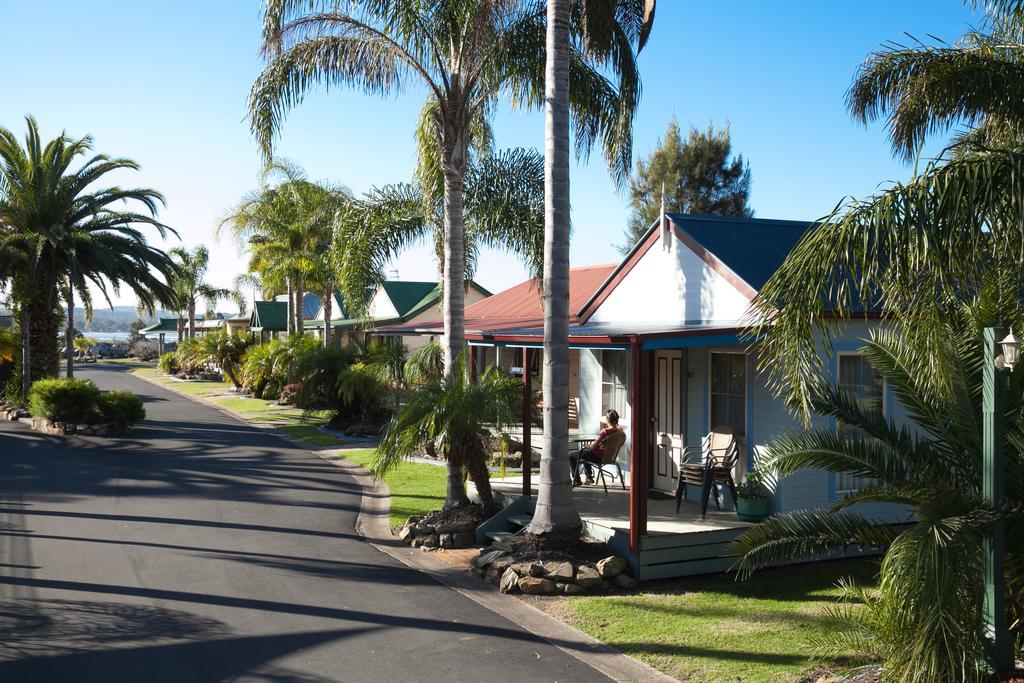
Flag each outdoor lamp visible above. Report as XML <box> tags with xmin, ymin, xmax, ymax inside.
<box><xmin>999</xmin><ymin>331</ymin><xmax>1019</xmax><ymax>371</ymax></box>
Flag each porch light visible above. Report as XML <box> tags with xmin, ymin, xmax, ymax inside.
<box><xmin>999</xmin><ymin>331</ymin><xmax>1019</xmax><ymax>372</ymax></box>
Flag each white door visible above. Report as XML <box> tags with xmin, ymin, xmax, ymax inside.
<box><xmin>652</xmin><ymin>350</ymin><xmax>684</xmax><ymax>492</ymax></box>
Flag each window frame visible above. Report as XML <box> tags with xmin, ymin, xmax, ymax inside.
<box><xmin>707</xmin><ymin>350</ymin><xmax>747</xmax><ymax>439</ymax></box>
<box><xmin>834</xmin><ymin>351</ymin><xmax>887</xmax><ymax>496</ymax></box>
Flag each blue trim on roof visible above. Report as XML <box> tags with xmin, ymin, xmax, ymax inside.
<box><xmin>640</xmin><ymin>333</ymin><xmax>742</xmax><ymax>350</ymax></box>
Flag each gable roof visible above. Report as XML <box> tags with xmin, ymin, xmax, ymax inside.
<box><xmin>315</xmin><ymin>279</ymin><xmax>491</xmax><ymax>330</ymax></box>
<box><xmin>577</xmin><ymin>214</ymin><xmax>811</xmax><ymax>323</ymax></box>
<box><xmin>141</xmin><ymin>318</ymin><xmax>180</xmax><ymax>335</ymax></box>
<box><xmin>668</xmin><ymin>213</ymin><xmax>809</xmax><ymax>292</ymax></box>
<box><xmin>250</xmin><ymin>301</ymin><xmax>288</xmax><ymax>332</ymax></box>
<box><xmin>376</xmin><ymin>265</ymin><xmax>616</xmax><ymax>336</ymax></box>
<box><xmin>275</xmin><ymin>292</ymin><xmax>321</xmax><ymax>319</ymax></box>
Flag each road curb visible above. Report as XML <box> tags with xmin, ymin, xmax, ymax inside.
<box><xmin>131</xmin><ymin>368</ymin><xmax>676</xmax><ymax>682</ymax></box>
<box><xmin>337</xmin><ymin>458</ymin><xmax>678</xmax><ymax>683</ymax></box>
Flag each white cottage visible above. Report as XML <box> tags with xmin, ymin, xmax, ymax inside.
<box><xmin>468</xmin><ymin>213</ymin><xmax>905</xmax><ymax>579</ymax></box>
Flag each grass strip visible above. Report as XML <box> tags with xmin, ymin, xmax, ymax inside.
<box><xmin>340</xmin><ymin>449</ymin><xmax>448</xmax><ymax>529</ymax></box>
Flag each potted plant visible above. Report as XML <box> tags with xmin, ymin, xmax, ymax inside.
<box><xmin>735</xmin><ymin>469</ymin><xmax>771</xmax><ymax>522</ymax></box>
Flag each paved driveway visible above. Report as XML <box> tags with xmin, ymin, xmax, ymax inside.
<box><xmin>0</xmin><ymin>364</ymin><xmax>606</xmax><ymax>682</ymax></box>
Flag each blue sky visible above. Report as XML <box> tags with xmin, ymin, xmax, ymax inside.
<box><xmin>0</xmin><ymin>1</ymin><xmax>986</xmax><ymax>309</ymax></box>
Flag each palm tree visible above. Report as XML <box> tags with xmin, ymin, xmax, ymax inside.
<box><xmin>731</xmin><ymin>300</ymin><xmax>1024</xmax><ymax>681</ymax></box>
<box><xmin>746</xmin><ymin>146</ymin><xmax>1024</xmax><ymax>416</ymax></box>
<box><xmin>0</xmin><ymin>116</ymin><xmax>177</xmax><ymax>387</ymax></box>
<box><xmin>250</xmin><ymin>0</ymin><xmax>639</xmax><ymax>374</ymax></box>
<box><xmin>527</xmin><ymin>0</ymin><xmax>656</xmax><ymax>536</ymax></box>
<box><xmin>197</xmin><ymin>331</ymin><xmax>252</xmax><ymax>389</ymax></box>
<box><xmin>168</xmin><ymin>246</ymin><xmax>229</xmax><ymax>341</ymax></box>
<box><xmin>337</xmin><ymin>147</ymin><xmax>545</xmax><ymax>319</ymax></box>
<box><xmin>375</xmin><ymin>353</ymin><xmax>522</xmax><ymax>513</ymax></box>
<box><xmin>848</xmin><ymin>0</ymin><xmax>1024</xmax><ymax>160</ymax></box>
<box><xmin>220</xmin><ymin>164</ymin><xmax>347</xmax><ymax>341</ymax></box>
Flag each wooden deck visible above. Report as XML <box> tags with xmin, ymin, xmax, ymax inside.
<box><xmin>488</xmin><ymin>476</ymin><xmax>755</xmax><ymax>580</ymax></box>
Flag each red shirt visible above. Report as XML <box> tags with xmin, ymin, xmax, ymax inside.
<box><xmin>593</xmin><ymin>427</ymin><xmax>622</xmax><ymax>455</ymax></box>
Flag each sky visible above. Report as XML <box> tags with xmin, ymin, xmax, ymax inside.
<box><xmin>0</xmin><ymin>1</ymin><xmax>987</xmax><ymax>311</ymax></box>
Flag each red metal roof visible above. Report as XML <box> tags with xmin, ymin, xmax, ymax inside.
<box><xmin>379</xmin><ymin>264</ymin><xmax>616</xmax><ymax>334</ymax></box>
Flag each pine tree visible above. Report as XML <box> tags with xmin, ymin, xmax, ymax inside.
<box><xmin>622</xmin><ymin>120</ymin><xmax>752</xmax><ymax>250</ymax></box>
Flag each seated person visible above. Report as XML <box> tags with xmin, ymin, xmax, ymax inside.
<box><xmin>571</xmin><ymin>409</ymin><xmax>622</xmax><ymax>486</ymax></box>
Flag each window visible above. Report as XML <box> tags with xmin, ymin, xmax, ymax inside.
<box><xmin>709</xmin><ymin>352</ymin><xmax>746</xmax><ymax>438</ymax></box>
<box><xmin>601</xmin><ymin>350</ymin><xmax>628</xmax><ymax>417</ymax></box>
<box><xmin>836</xmin><ymin>353</ymin><xmax>884</xmax><ymax>494</ymax></box>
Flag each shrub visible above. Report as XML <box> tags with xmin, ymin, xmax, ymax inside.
<box><xmin>95</xmin><ymin>390</ymin><xmax>146</xmax><ymax>429</ymax></box>
<box><xmin>158</xmin><ymin>351</ymin><xmax>179</xmax><ymax>374</ymax></box>
<box><xmin>28</xmin><ymin>378</ymin><xmax>100</xmax><ymax>423</ymax></box>
<box><xmin>279</xmin><ymin>382</ymin><xmax>301</xmax><ymax>405</ymax></box>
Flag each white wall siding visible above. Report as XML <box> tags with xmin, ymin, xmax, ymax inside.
<box><xmin>590</xmin><ymin>231</ymin><xmax>751</xmax><ymax>325</ymax></box>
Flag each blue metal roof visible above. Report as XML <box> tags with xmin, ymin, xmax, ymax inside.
<box><xmin>667</xmin><ymin>213</ymin><xmax>811</xmax><ymax>291</ymax></box>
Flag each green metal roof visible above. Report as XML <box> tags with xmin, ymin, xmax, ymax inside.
<box><xmin>320</xmin><ymin>280</ymin><xmax>490</xmax><ymax>329</ymax></box>
<box><xmin>250</xmin><ymin>301</ymin><xmax>288</xmax><ymax>331</ymax></box>
<box><xmin>141</xmin><ymin>318</ymin><xmax>180</xmax><ymax>335</ymax></box>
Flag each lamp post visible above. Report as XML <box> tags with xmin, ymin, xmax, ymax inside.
<box><xmin>983</xmin><ymin>327</ymin><xmax>1014</xmax><ymax>673</ymax></box>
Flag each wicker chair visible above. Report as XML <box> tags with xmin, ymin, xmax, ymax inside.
<box><xmin>674</xmin><ymin>426</ymin><xmax>740</xmax><ymax>519</ymax></box>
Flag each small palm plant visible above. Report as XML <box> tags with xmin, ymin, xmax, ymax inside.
<box><xmin>197</xmin><ymin>332</ymin><xmax>252</xmax><ymax>390</ymax></box>
<box><xmin>375</xmin><ymin>354</ymin><xmax>520</xmax><ymax>514</ymax></box>
<box><xmin>731</xmin><ymin>306</ymin><xmax>1024</xmax><ymax>681</ymax></box>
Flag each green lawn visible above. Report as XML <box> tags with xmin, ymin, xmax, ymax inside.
<box><xmin>340</xmin><ymin>449</ymin><xmax>448</xmax><ymax>528</ymax></box>
<box><xmin>558</xmin><ymin>559</ymin><xmax>878</xmax><ymax>683</ymax></box>
<box><xmin>276</xmin><ymin>425</ymin><xmax>349</xmax><ymax>447</ymax></box>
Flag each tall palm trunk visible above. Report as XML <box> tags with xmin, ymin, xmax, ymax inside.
<box><xmin>188</xmin><ymin>296</ymin><xmax>196</xmax><ymax>340</ymax></box>
<box><xmin>440</xmin><ymin>111</ymin><xmax>469</xmax><ymax>508</ymax></box>
<box><xmin>294</xmin><ymin>279</ymin><xmax>304</xmax><ymax>335</ymax></box>
<box><xmin>177</xmin><ymin>314</ymin><xmax>184</xmax><ymax>343</ymax></box>
<box><xmin>528</xmin><ymin>0</ymin><xmax>581</xmax><ymax>535</ymax></box>
<box><xmin>20</xmin><ymin>305</ymin><xmax>30</xmax><ymax>399</ymax></box>
<box><xmin>65</xmin><ymin>282</ymin><xmax>74</xmax><ymax>379</ymax></box>
<box><xmin>323</xmin><ymin>287</ymin><xmax>332</xmax><ymax>348</ymax></box>
<box><xmin>286</xmin><ymin>278</ymin><xmax>294</xmax><ymax>334</ymax></box>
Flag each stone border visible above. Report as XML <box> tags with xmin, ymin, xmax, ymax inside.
<box><xmin>132</xmin><ymin>368</ymin><xmax>676</xmax><ymax>682</ymax></box>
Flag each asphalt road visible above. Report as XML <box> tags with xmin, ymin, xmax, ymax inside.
<box><xmin>0</xmin><ymin>364</ymin><xmax>606</xmax><ymax>682</ymax></box>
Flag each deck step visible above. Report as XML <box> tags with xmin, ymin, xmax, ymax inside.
<box><xmin>485</xmin><ymin>531</ymin><xmax>518</xmax><ymax>542</ymax></box>
<box><xmin>507</xmin><ymin>515</ymin><xmax>533</xmax><ymax>527</ymax></box>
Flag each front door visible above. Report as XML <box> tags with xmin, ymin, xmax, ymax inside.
<box><xmin>652</xmin><ymin>349</ymin><xmax>684</xmax><ymax>492</ymax></box>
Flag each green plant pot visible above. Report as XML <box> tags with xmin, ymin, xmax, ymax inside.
<box><xmin>736</xmin><ymin>496</ymin><xmax>769</xmax><ymax>522</ymax></box>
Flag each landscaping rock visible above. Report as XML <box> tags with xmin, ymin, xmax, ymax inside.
<box><xmin>452</xmin><ymin>532</ymin><xmax>476</xmax><ymax>548</ymax></box>
<box><xmin>499</xmin><ymin>568</ymin><xmax>520</xmax><ymax>593</ymax></box>
<box><xmin>406</xmin><ymin>515</ymin><xmax>422</xmax><ymax>525</ymax></box>
<box><xmin>490</xmin><ymin>557</ymin><xmax>513</xmax><ymax>574</ymax></box>
<box><xmin>560</xmin><ymin>582</ymin><xmax>587</xmax><ymax>595</ymax></box>
<box><xmin>575</xmin><ymin>565</ymin><xmax>601</xmax><ymax>588</ymax></box>
<box><xmin>484</xmin><ymin>567</ymin><xmax>499</xmax><ymax>583</ymax></box>
<box><xmin>410</xmin><ymin>537</ymin><xmax>424</xmax><ymax>548</ymax></box>
<box><xmin>613</xmin><ymin>573</ymin><xmax>639</xmax><ymax>590</ymax></box>
<box><xmin>470</xmin><ymin>566</ymin><xmax>486</xmax><ymax>579</ymax></box>
<box><xmin>528</xmin><ymin>562</ymin><xmax>545</xmax><ymax>578</ymax></box>
<box><xmin>543</xmin><ymin>561</ymin><xmax>575</xmax><ymax>582</ymax></box>
<box><xmin>421</xmin><ymin>534</ymin><xmax>440</xmax><ymax>548</ymax></box>
<box><xmin>438</xmin><ymin>533</ymin><xmax>455</xmax><ymax>549</ymax></box>
<box><xmin>437</xmin><ymin>521</ymin><xmax>476</xmax><ymax>535</ymax></box>
<box><xmin>414</xmin><ymin>522</ymin><xmax>436</xmax><ymax>535</ymax></box>
<box><xmin>398</xmin><ymin>525</ymin><xmax>414</xmax><ymax>542</ymax></box>
<box><xmin>475</xmin><ymin>550</ymin><xmax>506</xmax><ymax>568</ymax></box>
<box><xmin>596</xmin><ymin>556</ymin><xmax>628</xmax><ymax>578</ymax></box>
<box><xmin>517</xmin><ymin>576</ymin><xmax>557</xmax><ymax>595</ymax></box>
<box><xmin>510</xmin><ymin>562</ymin><xmax>533</xmax><ymax>577</ymax></box>
<box><xmin>490</xmin><ymin>539</ymin><xmax>514</xmax><ymax>552</ymax></box>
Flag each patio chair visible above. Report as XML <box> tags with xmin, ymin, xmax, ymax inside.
<box><xmin>674</xmin><ymin>426</ymin><xmax>739</xmax><ymax>519</ymax></box>
<box><xmin>590</xmin><ymin>430</ymin><xmax>627</xmax><ymax>493</ymax></box>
